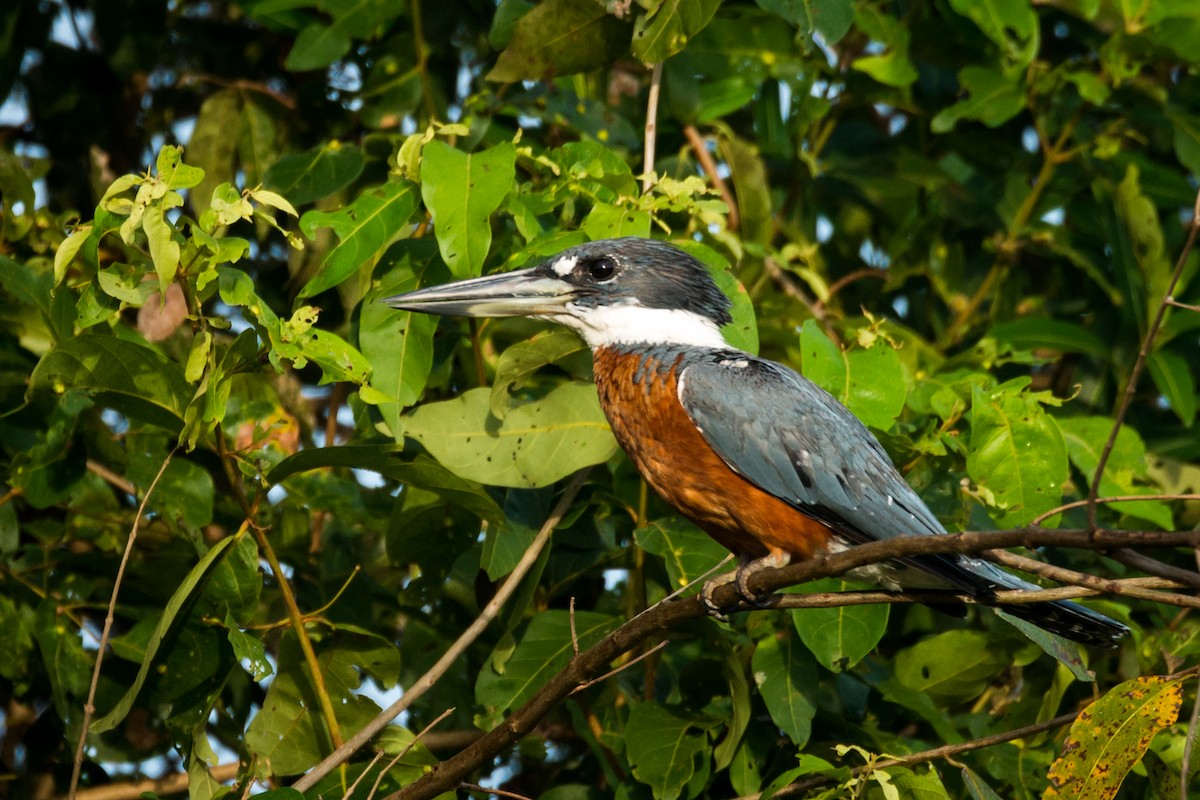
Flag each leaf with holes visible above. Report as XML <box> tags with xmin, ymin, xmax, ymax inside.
<box><xmin>1044</xmin><ymin>675</ymin><xmax>1182</xmax><ymax>799</ymax></box>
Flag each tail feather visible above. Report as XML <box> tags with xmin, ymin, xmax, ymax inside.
<box><xmin>911</xmin><ymin>553</ymin><xmax>1129</xmax><ymax>649</ymax></box>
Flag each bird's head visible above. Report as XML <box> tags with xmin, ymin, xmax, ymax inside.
<box><xmin>384</xmin><ymin>238</ymin><xmax>734</xmax><ymax>350</ymax></box>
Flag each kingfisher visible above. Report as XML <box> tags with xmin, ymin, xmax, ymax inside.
<box><xmin>385</xmin><ymin>237</ymin><xmax>1128</xmax><ymax>647</ymax></box>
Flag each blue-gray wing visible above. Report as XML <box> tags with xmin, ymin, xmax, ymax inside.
<box><xmin>676</xmin><ymin>353</ymin><xmax>945</xmax><ymax>544</ymax></box>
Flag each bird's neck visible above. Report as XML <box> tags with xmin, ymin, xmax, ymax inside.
<box><xmin>552</xmin><ymin>305</ymin><xmax>731</xmax><ymax>351</ymax></box>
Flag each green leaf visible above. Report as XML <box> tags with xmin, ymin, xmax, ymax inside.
<box><xmin>1147</xmin><ymin>349</ymin><xmax>1196</xmax><ymax>427</ymax></box>
<box><xmin>482</xmin><ymin>488</ymin><xmax>549</xmax><ymax>580</ymax></box>
<box><xmin>28</xmin><ymin>335</ymin><xmax>191</xmax><ymax>432</ymax></box>
<box><xmin>799</xmin><ymin>320</ymin><xmax>906</xmax><ymax>430</ymax></box>
<box><xmin>299</xmin><ymin>180</ymin><xmax>418</xmax><ymax>297</ymax></box>
<box><xmin>624</xmin><ymin>704</ymin><xmax>710</xmax><ymax>800</ymax></box>
<box><xmin>189</xmin><ymin>89</ymin><xmax>242</xmax><ymax>217</ymax></box>
<box><xmin>790</xmin><ymin>577</ymin><xmax>889</xmax><ymax>672</ymax></box>
<box><xmin>264</xmin><ymin>142</ymin><xmax>364</xmax><ymax>207</ymax></box>
<box><xmin>851</xmin><ymin>4</ymin><xmax>918</xmax><ymax>87</ymax></box>
<box><xmin>156</xmin><ymin>144</ymin><xmax>204</xmax><ymax>191</ymax></box>
<box><xmin>755</xmin><ymin>0</ymin><xmax>854</xmax><ymax>43</ymax></box>
<box><xmin>487</xmin><ymin>0</ymin><xmax>630</xmax><ymax>82</ymax></box>
<box><xmin>931</xmin><ymin>67</ymin><xmax>1025</xmax><ymax>133</ymax></box>
<box><xmin>634</xmin><ymin>517</ymin><xmax>730</xmax><ymax>593</ymax></box>
<box><xmin>967</xmin><ymin>380</ymin><xmax>1067</xmax><ymax>527</ymax></box>
<box><xmin>490</xmin><ymin>328</ymin><xmax>588</xmax><ymax>419</ymax></box>
<box><xmin>751</xmin><ymin>635</ymin><xmax>818</xmax><ymax>746</ymax></box>
<box><xmin>894</xmin><ymin>630</ymin><xmax>1009</xmax><ymax>705</ymax></box>
<box><xmin>245</xmin><ymin>629</ymin><xmax>401</xmax><ymax>775</ymax></box>
<box><xmin>1168</xmin><ymin>109</ymin><xmax>1200</xmax><ymax>175</ymax></box>
<box><xmin>947</xmin><ymin>0</ymin><xmax>1038</xmax><ymax>69</ymax></box>
<box><xmin>1058</xmin><ymin>416</ymin><xmax>1173</xmax><ymax>528</ymax></box>
<box><xmin>476</xmin><ymin>610</ymin><xmax>616</xmax><ymax>718</ymax></box>
<box><xmin>632</xmin><ymin>0</ymin><xmax>720</xmax><ymax>64</ymax></box>
<box><xmin>1044</xmin><ymin>675</ymin><xmax>1182</xmax><ymax>799</ymax></box>
<box><xmin>989</xmin><ymin>319</ymin><xmax>1108</xmax><ymax>358</ymax></box>
<box><xmin>91</xmin><ymin>536</ymin><xmax>239</xmax><ymax>732</ymax></box>
<box><xmin>582</xmin><ymin>202</ymin><xmax>651</xmax><ymax>241</ymax></box>
<box><xmin>54</xmin><ymin>224</ymin><xmax>91</xmax><ymax>286</ymax></box>
<box><xmin>402</xmin><ymin>381</ymin><xmax>618</xmax><ymax>488</ymax></box>
<box><xmin>285</xmin><ymin>22</ymin><xmax>351</xmax><ymax>71</ymax></box>
<box><xmin>717</xmin><ymin>131</ymin><xmax>772</xmax><ymax>246</ymax></box>
<box><xmin>961</xmin><ymin>766</ymin><xmax>1005</xmax><ymax>800</ymax></box>
<box><xmin>674</xmin><ymin>240</ymin><xmax>759</xmax><ymax>354</ymax></box>
<box><xmin>420</xmin><ymin>140</ymin><xmax>516</xmax><ymax>279</ymax></box>
<box><xmin>143</xmin><ymin>204</ymin><xmax>181</xmax><ymax>294</ymax></box>
<box><xmin>204</xmin><ymin>535</ymin><xmax>261</xmax><ymax>623</ymax></box>
<box><xmin>360</xmin><ymin>240</ymin><xmax>441</xmax><ymax>433</ymax></box>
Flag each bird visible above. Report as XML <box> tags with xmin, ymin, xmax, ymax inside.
<box><xmin>385</xmin><ymin>237</ymin><xmax>1128</xmax><ymax>648</ymax></box>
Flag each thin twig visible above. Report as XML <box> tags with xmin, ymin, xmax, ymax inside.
<box><xmin>812</xmin><ymin>268</ymin><xmax>888</xmax><ymax>316</ymax></box>
<box><xmin>1181</xmin><ymin>684</ymin><xmax>1200</xmax><ymax>800</ymax></box>
<box><xmin>642</xmin><ymin>63</ymin><xmax>663</xmax><ymax>195</ymax></box>
<box><xmin>69</xmin><ymin>449</ymin><xmax>177</xmax><ymax>800</ymax></box>
<box><xmin>986</xmin><ymin>550</ymin><xmax>1200</xmax><ymax>608</ymax></box>
<box><xmin>760</xmin><ymin>712</ymin><xmax>1082</xmax><ymax>799</ymax></box>
<box><xmin>569</xmin><ymin>596</ymin><xmax>579</xmax><ymax>656</ymax></box>
<box><xmin>86</xmin><ymin>459</ymin><xmax>137</xmax><ymax>496</ymax></box>
<box><xmin>66</xmin><ymin>763</ymin><xmax>241</xmax><ymax>800</ymax></box>
<box><xmin>292</xmin><ymin>470</ymin><xmax>591</xmax><ymax>792</ymax></box>
<box><xmin>1032</xmin><ymin>492</ymin><xmax>1200</xmax><ymax>526</ymax></box>
<box><xmin>364</xmin><ymin>708</ymin><xmax>456</xmax><ymax>800</ymax></box>
<box><xmin>1111</xmin><ymin>548</ymin><xmax>1200</xmax><ymax>590</ymax></box>
<box><xmin>683</xmin><ymin>124</ymin><xmax>739</xmax><ymax>232</ymax></box>
<box><xmin>768</xmin><ymin>576</ymin><xmax>1184</xmax><ymax>610</ymax></box>
<box><xmin>1166</xmin><ymin>297</ymin><xmax>1200</xmax><ymax>312</ymax></box>
<box><xmin>1089</xmin><ymin>187</ymin><xmax>1200</xmax><ymax>531</ymax></box>
<box><xmin>340</xmin><ymin>750</ymin><xmax>386</xmax><ymax>800</ymax></box>
<box><xmin>571</xmin><ymin>640</ymin><xmax>669</xmax><ymax>695</ymax></box>
<box><xmin>460</xmin><ymin>784</ymin><xmax>534</xmax><ymax>800</ymax></box>
<box><xmin>386</xmin><ymin>525</ymin><xmax>1197</xmax><ymax>800</ymax></box>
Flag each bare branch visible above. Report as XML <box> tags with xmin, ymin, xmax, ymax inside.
<box><xmin>66</xmin><ymin>763</ymin><xmax>241</xmax><ymax>800</ymax></box>
<box><xmin>70</xmin><ymin>449</ymin><xmax>176</xmax><ymax>800</ymax></box>
<box><xmin>1166</xmin><ymin>296</ymin><xmax>1200</xmax><ymax>313</ymax></box>
<box><xmin>1089</xmin><ymin>186</ymin><xmax>1200</xmax><ymax>530</ymax></box>
<box><xmin>985</xmin><ymin>550</ymin><xmax>1200</xmax><ymax>607</ymax></box>
<box><xmin>571</xmin><ymin>640</ymin><xmax>669</xmax><ymax>695</ymax></box>
<box><xmin>385</xmin><ymin>525</ymin><xmax>1197</xmax><ymax>800</ymax></box>
<box><xmin>365</xmin><ymin>707</ymin><xmax>456</xmax><ymax>800</ymax></box>
<box><xmin>1031</xmin><ymin>493</ymin><xmax>1200</xmax><ymax>526</ymax></box>
<box><xmin>683</xmin><ymin>125</ymin><xmax>739</xmax><ymax>232</ymax></box>
<box><xmin>1111</xmin><ymin>548</ymin><xmax>1200</xmax><ymax>590</ymax></box>
<box><xmin>292</xmin><ymin>470</ymin><xmax>591</xmax><ymax>792</ymax></box>
<box><xmin>641</xmin><ymin>63</ymin><xmax>663</xmax><ymax>195</ymax></box>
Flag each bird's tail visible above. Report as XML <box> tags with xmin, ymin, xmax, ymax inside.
<box><xmin>989</xmin><ymin>595</ymin><xmax>1128</xmax><ymax>648</ymax></box>
<box><xmin>918</xmin><ymin>554</ymin><xmax>1129</xmax><ymax>649</ymax></box>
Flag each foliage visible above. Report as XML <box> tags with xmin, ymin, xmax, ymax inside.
<box><xmin>2</xmin><ymin>1</ymin><xmax>1200</xmax><ymax>799</ymax></box>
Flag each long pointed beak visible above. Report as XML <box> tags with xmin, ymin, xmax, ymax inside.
<box><xmin>383</xmin><ymin>267</ymin><xmax>577</xmax><ymax>318</ymax></box>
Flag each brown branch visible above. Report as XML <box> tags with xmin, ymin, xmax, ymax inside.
<box><xmin>683</xmin><ymin>125</ymin><xmax>739</xmax><ymax>232</ymax></box>
<box><xmin>571</xmin><ymin>640</ymin><xmax>669</xmax><ymax>695</ymax></box>
<box><xmin>641</xmin><ymin>63</ymin><xmax>663</xmax><ymax>195</ymax></box>
<box><xmin>986</xmin><ymin>549</ymin><xmax>1200</xmax><ymax>608</ymax></box>
<box><xmin>1166</xmin><ymin>297</ymin><xmax>1200</xmax><ymax>313</ymax></box>
<box><xmin>461</xmin><ymin>784</ymin><xmax>534</xmax><ymax>800</ymax></box>
<box><xmin>69</xmin><ymin>449</ymin><xmax>176</xmax><ymax>800</ymax></box>
<box><xmin>1089</xmin><ymin>187</ymin><xmax>1200</xmax><ymax>530</ymax></box>
<box><xmin>1032</xmin><ymin>493</ymin><xmax>1200</xmax><ymax>526</ymax></box>
<box><xmin>66</xmin><ymin>762</ymin><xmax>241</xmax><ymax>800</ymax></box>
<box><xmin>812</xmin><ymin>268</ymin><xmax>888</xmax><ymax>316</ymax></box>
<box><xmin>762</xmin><ymin>712</ymin><xmax>1083</xmax><ymax>799</ymax></box>
<box><xmin>1111</xmin><ymin>548</ymin><xmax>1200</xmax><ymax>590</ymax></box>
<box><xmin>292</xmin><ymin>470</ymin><xmax>591</xmax><ymax>792</ymax></box>
<box><xmin>385</xmin><ymin>525</ymin><xmax>1197</xmax><ymax>800</ymax></box>
<box><xmin>769</xmin><ymin>576</ymin><xmax>1183</xmax><ymax>610</ymax></box>
<box><xmin>1182</xmin><ymin>684</ymin><xmax>1200</xmax><ymax>800</ymax></box>
<box><xmin>86</xmin><ymin>459</ymin><xmax>138</xmax><ymax>496</ymax></box>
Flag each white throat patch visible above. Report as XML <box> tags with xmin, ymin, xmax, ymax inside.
<box><xmin>550</xmin><ymin>303</ymin><xmax>732</xmax><ymax>350</ymax></box>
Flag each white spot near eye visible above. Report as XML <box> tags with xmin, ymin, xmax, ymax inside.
<box><xmin>551</xmin><ymin>255</ymin><xmax>578</xmax><ymax>276</ymax></box>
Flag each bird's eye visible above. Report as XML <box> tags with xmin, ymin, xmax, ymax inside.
<box><xmin>588</xmin><ymin>257</ymin><xmax>616</xmax><ymax>281</ymax></box>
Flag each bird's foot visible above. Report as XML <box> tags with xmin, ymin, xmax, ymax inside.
<box><xmin>734</xmin><ymin>550</ymin><xmax>791</xmax><ymax>608</ymax></box>
<box><xmin>701</xmin><ymin>572</ymin><xmax>736</xmax><ymax>620</ymax></box>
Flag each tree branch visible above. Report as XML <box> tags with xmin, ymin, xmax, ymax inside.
<box><xmin>292</xmin><ymin>470</ymin><xmax>591</xmax><ymax>792</ymax></box>
<box><xmin>70</xmin><ymin>449</ymin><xmax>176</xmax><ymax>800</ymax></box>
<box><xmin>1088</xmin><ymin>186</ymin><xmax>1200</xmax><ymax>530</ymax></box>
<box><xmin>641</xmin><ymin>63</ymin><xmax>663</xmax><ymax>195</ymax></box>
<box><xmin>385</xmin><ymin>525</ymin><xmax>1197</xmax><ymax>800</ymax></box>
